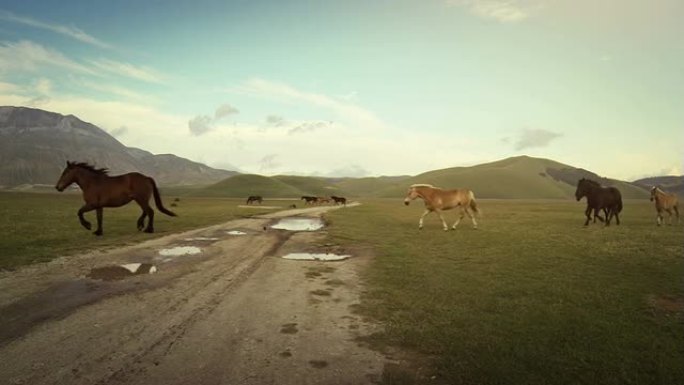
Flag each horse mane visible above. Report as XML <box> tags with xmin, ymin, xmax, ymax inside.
<box><xmin>410</xmin><ymin>183</ymin><xmax>435</xmax><ymax>188</ymax></box>
<box><xmin>69</xmin><ymin>161</ymin><xmax>109</xmax><ymax>176</ymax></box>
<box><xmin>580</xmin><ymin>178</ymin><xmax>600</xmax><ymax>187</ymax></box>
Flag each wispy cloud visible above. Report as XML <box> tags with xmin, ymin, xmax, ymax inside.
<box><xmin>446</xmin><ymin>0</ymin><xmax>545</xmax><ymax>23</ymax></box>
<box><xmin>288</xmin><ymin>120</ymin><xmax>332</xmax><ymax>135</ymax></box>
<box><xmin>0</xmin><ymin>11</ymin><xmax>111</xmax><ymax>49</ymax></box>
<box><xmin>90</xmin><ymin>58</ymin><xmax>165</xmax><ymax>84</ymax></box>
<box><xmin>0</xmin><ymin>40</ymin><xmax>95</xmax><ymax>74</ymax></box>
<box><xmin>235</xmin><ymin>78</ymin><xmax>387</xmax><ymax>130</ymax></box>
<box><xmin>214</xmin><ymin>104</ymin><xmax>239</xmax><ymax>119</ymax></box>
<box><xmin>258</xmin><ymin>154</ymin><xmax>281</xmax><ymax>171</ymax></box>
<box><xmin>506</xmin><ymin>128</ymin><xmax>563</xmax><ymax>150</ymax></box>
<box><xmin>265</xmin><ymin>115</ymin><xmax>287</xmax><ymax>127</ymax></box>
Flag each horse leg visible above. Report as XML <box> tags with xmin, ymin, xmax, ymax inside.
<box><xmin>93</xmin><ymin>208</ymin><xmax>103</xmax><ymax>236</ymax></box>
<box><xmin>451</xmin><ymin>208</ymin><xmax>464</xmax><ymax>229</ymax></box>
<box><xmin>584</xmin><ymin>207</ymin><xmax>592</xmax><ymax>226</ymax></box>
<box><xmin>137</xmin><ymin>211</ymin><xmax>147</xmax><ymax>231</ymax></box>
<box><xmin>666</xmin><ymin>209</ymin><xmax>673</xmax><ymax>225</ymax></box>
<box><xmin>435</xmin><ymin>209</ymin><xmax>448</xmax><ymax>231</ymax></box>
<box><xmin>674</xmin><ymin>206</ymin><xmax>680</xmax><ymax>225</ymax></box>
<box><xmin>656</xmin><ymin>209</ymin><xmax>662</xmax><ymax>226</ymax></box>
<box><xmin>143</xmin><ymin>207</ymin><xmax>155</xmax><ymax>233</ymax></box>
<box><xmin>418</xmin><ymin>210</ymin><xmax>431</xmax><ymax>230</ymax></box>
<box><xmin>613</xmin><ymin>209</ymin><xmax>620</xmax><ymax>225</ymax></box>
<box><xmin>77</xmin><ymin>204</ymin><xmax>96</xmax><ymax>230</ymax></box>
<box><xmin>604</xmin><ymin>208</ymin><xmax>612</xmax><ymax>227</ymax></box>
<box><xmin>464</xmin><ymin>207</ymin><xmax>478</xmax><ymax>229</ymax></box>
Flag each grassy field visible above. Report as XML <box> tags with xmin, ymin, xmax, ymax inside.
<box><xmin>325</xmin><ymin>199</ymin><xmax>684</xmax><ymax>385</ymax></box>
<box><xmin>0</xmin><ymin>191</ymin><xmax>280</xmax><ymax>270</ymax></box>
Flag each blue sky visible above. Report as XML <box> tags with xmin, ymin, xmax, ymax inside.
<box><xmin>1</xmin><ymin>0</ymin><xmax>682</xmax><ymax>179</ymax></box>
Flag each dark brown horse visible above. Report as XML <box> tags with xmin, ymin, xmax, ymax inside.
<box><xmin>301</xmin><ymin>196</ymin><xmax>317</xmax><ymax>205</ymax></box>
<box><xmin>55</xmin><ymin>161</ymin><xmax>176</xmax><ymax>236</ymax></box>
<box><xmin>575</xmin><ymin>178</ymin><xmax>622</xmax><ymax>226</ymax></box>
<box><xmin>246</xmin><ymin>195</ymin><xmax>263</xmax><ymax>205</ymax></box>
<box><xmin>331</xmin><ymin>195</ymin><xmax>347</xmax><ymax>205</ymax></box>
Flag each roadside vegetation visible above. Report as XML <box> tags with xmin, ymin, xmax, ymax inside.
<box><xmin>326</xmin><ymin>199</ymin><xmax>684</xmax><ymax>384</ymax></box>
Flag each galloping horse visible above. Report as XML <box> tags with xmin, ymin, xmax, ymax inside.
<box><xmin>331</xmin><ymin>196</ymin><xmax>347</xmax><ymax>205</ymax></box>
<box><xmin>55</xmin><ymin>161</ymin><xmax>176</xmax><ymax>236</ymax></box>
<box><xmin>650</xmin><ymin>186</ymin><xmax>679</xmax><ymax>226</ymax></box>
<box><xmin>301</xmin><ymin>196</ymin><xmax>317</xmax><ymax>205</ymax></box>
<box><xmin>575</xmin><ymin>178</ymin><xmax>622</xmax><ymax>226</ymax></box>
<box><xmin>403</xmin><ymin>184</ymin><xmax>479</xmax><ymax>230</ymax></box>
<box><xmin>246</xmin><ymin>195</ymin><xmax>263</xmax><ymax>205</ymax></box>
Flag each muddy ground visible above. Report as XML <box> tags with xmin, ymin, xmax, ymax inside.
<box><xmin>0</xmin><ymin>203</ymin><xmax>397</xmax><ymax>385</ymax></box>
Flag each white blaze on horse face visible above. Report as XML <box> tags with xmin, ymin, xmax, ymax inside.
<box><xmin>404</xmin><ymin>188</ymin><xmax>419</xmax><ymax>205</ymax></box>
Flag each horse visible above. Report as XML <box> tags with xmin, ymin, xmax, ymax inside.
<box><xmin>403</xmin><ymin>184</ymin><xmax>479</xmax><ymax>230</ymax></box>
<box><xmin>246</xmin><ymin>195</ymin><xmax>263</xmax><ymax>205</ymax></box>
<box><xmin>55</xmin><ymin>161</ymin><xmax>176</xmax><ymax>236</ymax></box>
<box><xmin>315</xmin><ymin>196</ymin><xmax>331</xmax><ymax>205</ymax></box>
<box><xmin>331</xmin><ymin>196</ymin><xmax>347</xmax><ymax>205</ymax></box>
<box><xmin>301</xmin><ymin>196</ymin><xmax>317</xmax><ymax>205</ymax></box>
<box><xmin>574</xmin><ymin>178</ymin><xmax>622</xmax><ymax>226</ymax></box>
<box><xmin>650</xmin><ymin>186</ymin><xmax>679</xmax><ymax>226</ymax></box>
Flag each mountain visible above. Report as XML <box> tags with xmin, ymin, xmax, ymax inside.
<box><xmin>200</xmin><ymin>156</ymin><xmax>650</xmax><ymax>199</ymax></box>
<box><xmin>0</xmin><ymin>106</ymin><xmax>237</xmax><ymax>188</ymax></box>
<box><xmin>633</xmin><ymin>176</ymin><xmax>684</xmax><ymax>196</ymax></box>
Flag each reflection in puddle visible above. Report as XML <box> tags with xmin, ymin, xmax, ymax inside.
<box><xmin>226</xmin><ymin>230</ymin><xmax>247</xmax><ymax>235</ymax></box>
<box><xmin>183</xmin><ymin>237</ymin><xmax>219</xmax><ymax>241</ymax></box>
<box><xmin>88</xmin><ymin>263</ymin><xmax>157</xmax><ymax>281</ymax></box>
<box><xmin>271</xmin><ymin>217</ymin><xmax>324</xmax><ymax>231</ymax></box>
<box><xmin>158</xmin><ymin>246</ymin><xmax>202</xmax><ymax>257</ymax></box>
<box><xmin>282</xmin><ymin>253</ymin><xmax>350</xmax><ymax>261</ymax></box>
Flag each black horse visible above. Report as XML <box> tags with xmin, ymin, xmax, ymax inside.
<box><xmin>246</xmin><ymin>195</ymin><xmax>263</xmax><ymax>205</ymax></box>
<box><xmin>301</xmin><ymin>196</ymin><xmax>317</xmax><ymax>205</ymax></box>
<box><xmin>331</xmin><ymin>195</ymin><xmax>347</xmax><ymax>205</ymax></box>
<box><xmin>575</xmin><ymin>178</ymin><xmax>622</xmax><ymax>226</ymax></box>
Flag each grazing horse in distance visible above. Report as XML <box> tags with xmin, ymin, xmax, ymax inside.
<box><xmin>403</xmin><ymin>184</ymin><xmax>479</xmax><ymax>230</ymax></box>
<box><xmin>575</xmin><ymin>178</ymin><xmax>622</xmax><ymax>226</ymax></box>
<box><xmin>331</xmin><ymin>196</ymin><xmax>347</xmax><ymax>205</ymax></box>
<box><xmin>246</xmin><ymin>195</ymin><xmax>263</xmax><ymax>205</ymax></box>
<box><xmin>650</xmin><ymin>186</ymin><xmax>679</xmax><ymax>226</ymax></box>
<box><xmin>301</xmin><ymin>196</ymin><xmax>317</xmax><ymax>205</ymax></box>
<box><xmin>55</xmin><ymin>161</ymin><xmax>176</xmax><ymax>236</ymax></box>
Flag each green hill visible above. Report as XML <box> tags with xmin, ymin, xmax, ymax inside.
<box><xmin>377</xmin><ymin>156</ymin><xmax>649</xmax><ymax>199</ymax></box>
<box><xmin>196</xmin><ymin>156</ymin><xmax>650</xmax><ymax>200</ymax></box>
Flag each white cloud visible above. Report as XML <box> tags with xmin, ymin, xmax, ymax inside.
<box><xmin>235</xmin><ymin>78</ymin><xmax>387</xmax><ymax>130</ymax></box>
<box><xmin>258</xmin><ymin>154</ymin><xmax>281</xmax><ymax>171</ymax></box>
<box><xmin>0</xmin><ymin>11</ymin><xmax>111</xmax><ymax>49</ymax></box>
<box><xmin>265</xmin><ymin>115</ymin><xmax>287</xmax><ymax>127</ymax></box>
<box><xmin>447</xmin><ymin>0</ymin><xmax>546</xmax><ymax>23</ymax></box>
<box><xmin>34</xmin><ymin>78</ymin><xmax>52</xmax><ymax>95</ymax></box>
<box><xmin>89</xmin><ymin>58</ymin><xmax>165</xmax><ymax>84</ymax></box>
<box><xmin>214</xmin><ymin>104</ymin><xmax>239</xmax><ymax>120</ymax></box>
<box><xmin>288</xmin><ymin>120</ymin><xmax>332</xmax><ymax>135</ymax></box>
<box><xmin>188</xmin><ymin>115</ymin><xmax>213</xmax><ymax>136</ymax></box>
<box><xmin>0</xmin><ymin>40</ymin><xmax>95</xmax><ymax>74</ymax></box>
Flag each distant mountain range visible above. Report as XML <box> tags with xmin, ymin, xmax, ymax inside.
<box><xmin>0</xmin><ymin>106</ymin><xmax>237</xmax><ymax>188</ymax></box>
<box><xmin>1</xmin><ymin>106</ymin><xmax>677</xmax><ymax>199</ymax></box>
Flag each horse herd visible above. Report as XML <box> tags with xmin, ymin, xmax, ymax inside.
<box><xmin>54</xmin><ymin>161</ymin><xmax>679</xmax><ymax>235</ymax></box>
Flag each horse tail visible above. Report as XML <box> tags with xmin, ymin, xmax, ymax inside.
<box><xmin>468</xmin><ymin>190</ymin><xmax>480</xmax><ymax>216</ymax></box>
<box><xmin>615</xmin><ymin>189</ymin><xmax>623</xmax><ymax>213</ymax></box>
<box><xmin>150</xmin><ymin>178</ymin><xmax>177</xmax><ymax>217</ymax></box>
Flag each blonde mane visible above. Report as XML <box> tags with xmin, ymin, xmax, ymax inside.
<box><xmin>410</xmin><ymin>183</ymin><xmax>435</xmax><ymax>188</ymax></box>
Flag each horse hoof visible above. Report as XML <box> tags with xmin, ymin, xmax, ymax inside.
<box><xmin>93</xmin><ymin>230</ymin><xmax>102</xmax><ymax>236</ymax></box>
<box><xmin>144</xmin><ymin>228</ymin><xmax>154</xmax><ymax>233</ymax></box>
<box><xmin>83</xmin><ymin>223</ymin><xmax>92</xmax><ymax>230</ymax></box>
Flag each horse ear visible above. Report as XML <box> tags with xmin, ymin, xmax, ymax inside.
<box><xmin>66</xmin><ymin>160</ymin><xmax>71</xmax><ymax>167</ymax></box>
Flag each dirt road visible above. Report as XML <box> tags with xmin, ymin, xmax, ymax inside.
<box><xmin>0</xmin><ymin>203</ymin><xmax>392</xmax><ymax>385</ymax></box>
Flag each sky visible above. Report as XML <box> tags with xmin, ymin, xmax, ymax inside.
<box><xmin>0</xmin><ymin>0</ymin><xmax>682</xmax><ymax>180</ymax></box>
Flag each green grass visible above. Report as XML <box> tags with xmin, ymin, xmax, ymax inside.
<box><xmin>325</xmin><ymin>199</ymin><xmax>684</xmax><ymax>385</ymax></box>
<box><xmin>0</xmin><ymin>191</ymin><xmax>279</xmax><ymax>270</ymax></box>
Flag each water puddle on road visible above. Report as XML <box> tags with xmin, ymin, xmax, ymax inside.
<box><xmin>183</xmin><ymin>237</ymin><xmax>219</xmax><ymax>241</ymax></box>
<box><xmin>226</xmin><ymin>230</ymin><xmax>247</xmax><ymax>235</ymax></box>
<box><xmin>87</xmin><ymin>263</ymin><xmax>157</xmax><ymax>281</ymax></box>
<box><xmin>158</xmin><ymin>246</ymin><xmax>202</xmax><ymax>257</ymax></box>
<box><xmin>282</xmin><ymin>253</ymin><xmax>350</xmax><ymax>261</ymax></box>
<box><xmin>270</xmin><ymin>217</ymin><xmax>324</xmax><ymax>231</ymax></box>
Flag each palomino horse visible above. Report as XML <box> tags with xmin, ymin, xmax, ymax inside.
<box><xmin>650</xmin><ymin>186</ymin><xmax>679</xmax><ymax>226</ymax></box>
<box><xmin>246</xmin><ymin>195</ymin><xmax>263</xmax><ymax>205</ymax></box>
<box><xmin>55</xmin><ymin>161</ymin><xmax>176</xmax><ymax>236</ymax></box>
<box><xmin>403</xmin><ymin>184</ymin><xmax>479</xmax><ymax>230</ymax></box>
<box><xmin>575</xmin><ymin>178</ymin><xmax>622</xmax><ymax>226</ymax></box>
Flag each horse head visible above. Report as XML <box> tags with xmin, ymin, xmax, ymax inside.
<box><xmin>650</xmin><ymin>186</ymin><xmax>658</xmax><ymax>202</ymax></box>
<box><xmin>404</xmin><ymin>186</ymin><xmax>420</xmax><ymax>206</ymax></box>
<box><xmin>55</xmin><ymin>161</ymin><xmax>77</xmax><ymax>192</ymax></box>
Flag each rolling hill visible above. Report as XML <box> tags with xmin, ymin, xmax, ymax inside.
<box><xmin>200</xmin><ymin>156</ymin><xmax>650</xmax><ymax>199</ymax></box>
<box><xmin>0</xmin><ymin>106</ymin><xmax>237</xmax><ymax>188</ymax></box>
<box><xmin>633</xmin><ymin>176</ymin><xmax>684</xmax><ymax>197</ymax></box>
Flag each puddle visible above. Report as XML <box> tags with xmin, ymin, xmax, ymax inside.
<box><xmin>183</xmin><ymin>237</ymin><xmax>219</xmax><ymax>241</ymax></box>
<box><xmin>270</xmin><ymin>217</ymin><xmax>324</xmax><ymax>231</ymax></box>
<box><xmin>282</xmin><ymin>253</ymin><xmax>350</xmax><ymax>261</ymax></box>
<box><xmin>226</xmin><ymin>230</ymin><xmax>247</xmax><ymax>235</ymax></box>
<box><xmin>87</xmin><ymin>263</ymin><xmax>157</xmax><ymax>281</ymax></box>
<box><xmin>158</xmin><ymin>246</ymin><xmax>202</xmax><ymax>257</ymax></box>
